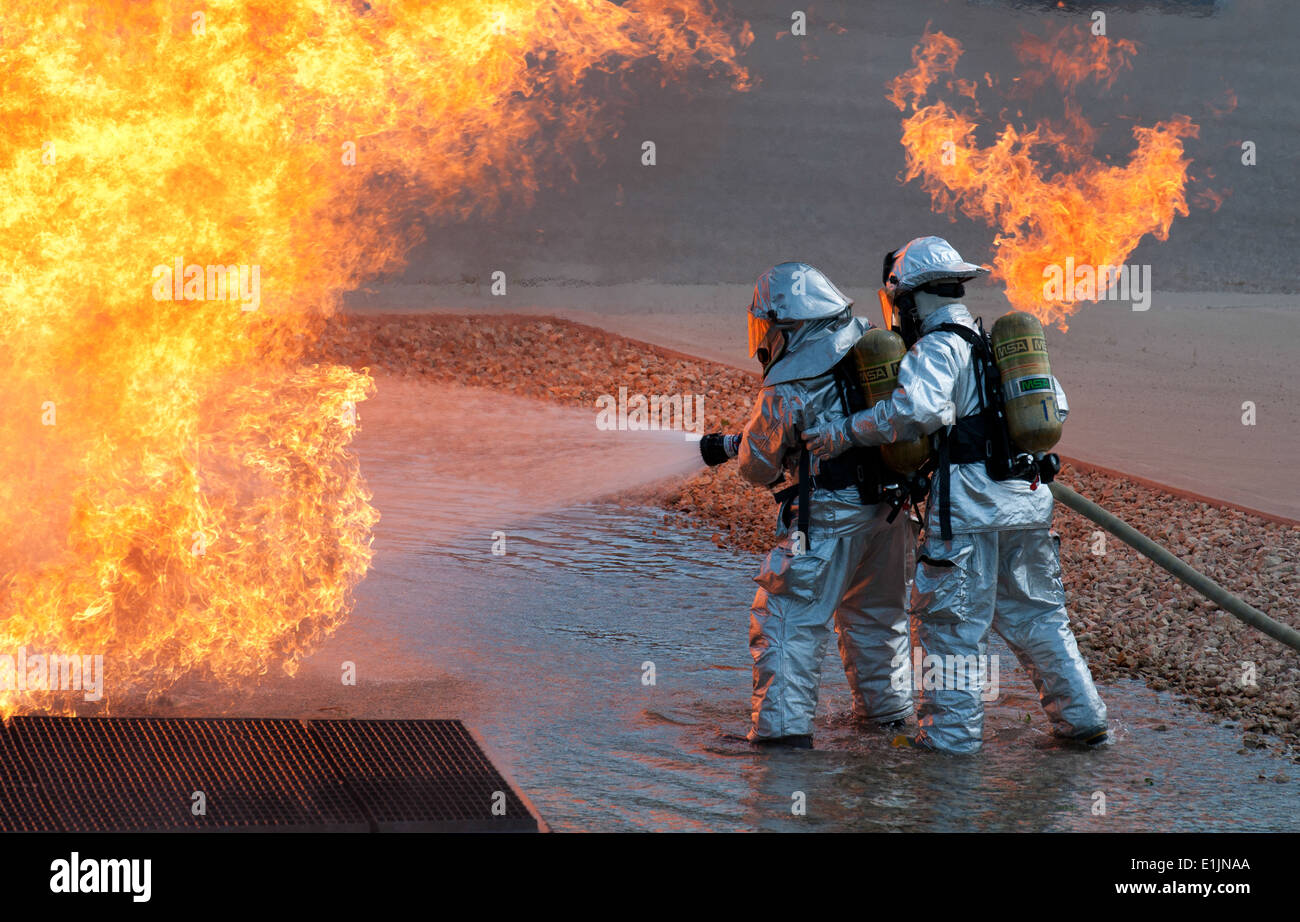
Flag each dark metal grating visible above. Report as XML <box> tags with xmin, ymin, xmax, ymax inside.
<box><xmin>0</xmin><ymin>717</ymin><xmax>544</xmax><ymax>833</ymax></box>
<box><xmin>0</xmin><ymin>720</ymin><xmax>56</xmax><ymax>833</ymax></box>
<box><xmin>311</xmin><ymin>719</ymin><xmax>536</xmax><ymax>832</ymax></box>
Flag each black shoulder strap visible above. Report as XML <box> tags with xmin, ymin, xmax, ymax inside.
<box><xmin>930</xmin><ymin>321</ymin><xmax>987</xmax><ymax>355</ymax></box>
<box><xmin>926</xmin><ymin>321</ymin><xmax>995</xmax><ymax>540</ymax></box>
<box><xmin>831</xmin><ymin>350</ymin><xmax>866</xmax><ymax>414</ymax></box>
<box><xmin>931</xmin><ymin>320</ymin><xmax>993</xmax><ymax>413</ymax></box>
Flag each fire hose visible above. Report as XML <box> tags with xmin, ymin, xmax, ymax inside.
<box><xmin>1049</xmin><ymin>482</ymin><xmax>1300</xmax><ymax>654</ymax></box>
<box><xmin>701</xmin><ymin>433</ymin><xmax>1299</xmax><ymax>653</ymax></box>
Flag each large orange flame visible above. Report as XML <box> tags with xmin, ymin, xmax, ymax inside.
<box><xmin>0</xmin><ymin>1</ymin><xmax>749</xmax><ymax>716</ymax></box>
<box><xmin>888</xmin><ymin>26</ymin><xmax>1200</xmax><ymax>329</ymax></box>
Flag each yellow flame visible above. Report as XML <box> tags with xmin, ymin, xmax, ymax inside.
<box><xmin>888</xmin><ymin>26</ymin><xmax>1199</xmax><ymax>330</ymax></box>
<box><xmin>0</xmin><ymin>0</ymin><xmax>749</xmax><ymax>715</ymax></box>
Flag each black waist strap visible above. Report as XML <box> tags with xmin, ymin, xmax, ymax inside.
<box><xmin>772</xmin><ymin>444</ymin><xmax>884</xmax><ymax>540</ymax></box>
<box><xmin>936</xmin><ymin>414</ymin><xmax>1046</xmax><ymax>539</ymax></box>
<box><xmin>947</xmin><ymin>415</ymin><xmax>990</xmax><ymax>464</ymax></box>
<box><xmin>815</xmin><ymin>448</ymin><xmax>881</xmax><ymax>494</ymax></box>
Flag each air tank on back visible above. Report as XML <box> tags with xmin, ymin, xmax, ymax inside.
<box><xmin>991</xmin><ymin>311</ymin><xmax>1063</xmax><ymax>453</ymax></box>
<box><xmin>847</xmin><ymin>328</ymin><xmax>930</xmax><ymax>476</ymax></box>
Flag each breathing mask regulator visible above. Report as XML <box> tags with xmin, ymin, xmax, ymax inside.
<box><xmin>747</xmin><ymin>309</ymin><xmax>793</xmax><ymax>374</ymax></box>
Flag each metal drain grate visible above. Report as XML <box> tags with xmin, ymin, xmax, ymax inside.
<box><xmin>310</xmin><ymin>719</ymin><xmax>536</xmax><ymax>832</ymax></box>
<box><xmin>0</xmin><ymin>720</ymin><xmax>55</xmax><ymax>832</ymax></box>
<box><xmin>0</xmin><ymin>717</ymin><xmax>544</xmax><ymax>833</ymax></box>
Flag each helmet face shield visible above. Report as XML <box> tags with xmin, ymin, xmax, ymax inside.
<box><xmin>747</xmin><ymin>311</ymin><xmax>774</xmax><ymax>358</ymax></box>
<box><xmin>876</xmin><ymin>288</ymin><xmax>894</xmax><ymax>333</ymax></box>
<box><xmin>749</xmin><ymin>313</ymin><xmax>789</xmax><ymax>367</ymax></box>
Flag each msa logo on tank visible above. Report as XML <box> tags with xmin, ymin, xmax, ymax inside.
<box><xmin>1005</xmin><ymin>374</ymin><xmax>1055</xmax><ymax>400</ymax></box>
<box><xmin>862</xmin><ymin>360</ymin><xmax>902</xmax><ymax>386</ymax></box>
<box><xmin>994</xmin><ymin>336</ymin><xmax>1047</xmax><ymax>361</ymax></box>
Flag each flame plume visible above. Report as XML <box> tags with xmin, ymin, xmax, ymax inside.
<box><xmin>888</xmin><ymin>26</ymin><xmax>1201</xmax><ymax>329</ymax></box>
<box><xmin>0</xmin><ymin>1</ymin><xmax>749</xmax><ymax>716</ymax></box>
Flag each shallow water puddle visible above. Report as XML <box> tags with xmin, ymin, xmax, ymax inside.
<box><xmin>159</xmin><ymin>377</ymin><xmax>1297</xmax><ymax>831</ymax></box>
<box><xmin>336</xmin><ymin>378</ymin><xmax>1299</xmax><ymax>831</ymax></box>
<box><xmin>333</xmin><ymin>497</ymin><xmax>1298</xmax><ymax>832</ymax></box>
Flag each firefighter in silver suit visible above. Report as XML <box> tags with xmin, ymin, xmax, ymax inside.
<box><xmin>703</xmin><ymin>262</ymin><xmax>913</xmax><ymax>748</ymax></box>
<box><xmin>803</xmin><ymin>238</ymin><xmax>1108</xmax><ymax>753</ymax></box>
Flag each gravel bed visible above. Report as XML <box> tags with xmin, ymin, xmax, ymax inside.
<box><xmin>311</xmin><ymin>312</ymin><xmax>1300</xmax><ymax>757</ymax></box>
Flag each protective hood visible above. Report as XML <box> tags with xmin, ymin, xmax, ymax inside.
<box><xmin>763</xmin><ymin>313</ymin><xmax>869</xmax><ymax>386</ymax></box>
<box><xmin>750</xmin><ymin>261</ymin><xmax>854</xmax><ymax>323</ymax></box>
<box><xmin>748</xmin><ymin>261</ymin><xmax>855</xmax><ymax>367</ymax></box>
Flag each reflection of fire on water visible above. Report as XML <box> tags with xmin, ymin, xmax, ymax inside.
<box><xmin>0</xmin><ymin>1</ymin><xmax>750</xmax><ymax>717</ymax></box>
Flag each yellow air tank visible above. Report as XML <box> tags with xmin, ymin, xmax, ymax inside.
<box><xmin>991</xmin><ymin>311</ymin><xmax>1063</xmax><ymax>453</ymax></box>
<box><xmin>848</xmin><ymin>328</ymin><xmax>929</xmax><ymax>475</ymax></box>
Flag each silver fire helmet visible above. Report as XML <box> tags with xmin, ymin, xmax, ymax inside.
<box><xmin>882</xmin><ymin>236</ymin><xmax>989</xmax><ymax>298</ymax></box>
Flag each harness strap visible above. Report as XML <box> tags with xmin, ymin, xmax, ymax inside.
<box><xmin>797</xmin><ymin>444</ymin><xmax>811</xmax><ymax>543</ymax></box>
<box><xmin>771</xmin><ymin>446</ymin><xmax>812</xmax><ymax>545</ymax></box>
<box><xmin>928</xmin><ymin>321</ymin><xmax>991</xmax><ymax>542</ymax></box>
<box><xmin>937</xmin><ymin>425</ymin><xmax>952</xmax><ymax>541</ymax></box>
<box><xmin>935</xmin><ymin>414</ymin><xmax>987</xmax><ymax>540</ymax></box>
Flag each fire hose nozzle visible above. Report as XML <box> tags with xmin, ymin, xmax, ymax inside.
<box><xmin>700</xmin><ymin>432</ymin><xmax>740</xmax><ymax>467</ymax></box>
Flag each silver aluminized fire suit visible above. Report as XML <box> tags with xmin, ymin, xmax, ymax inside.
<box><xmin>806</xmin><ymin>302</ymin><xmax>1107</xmax><ymax>752</ymax></box>
<box><xmin>738</xmin><ymin>312</ymin><xmax>913</xmax><ymax>741</ymax></box>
